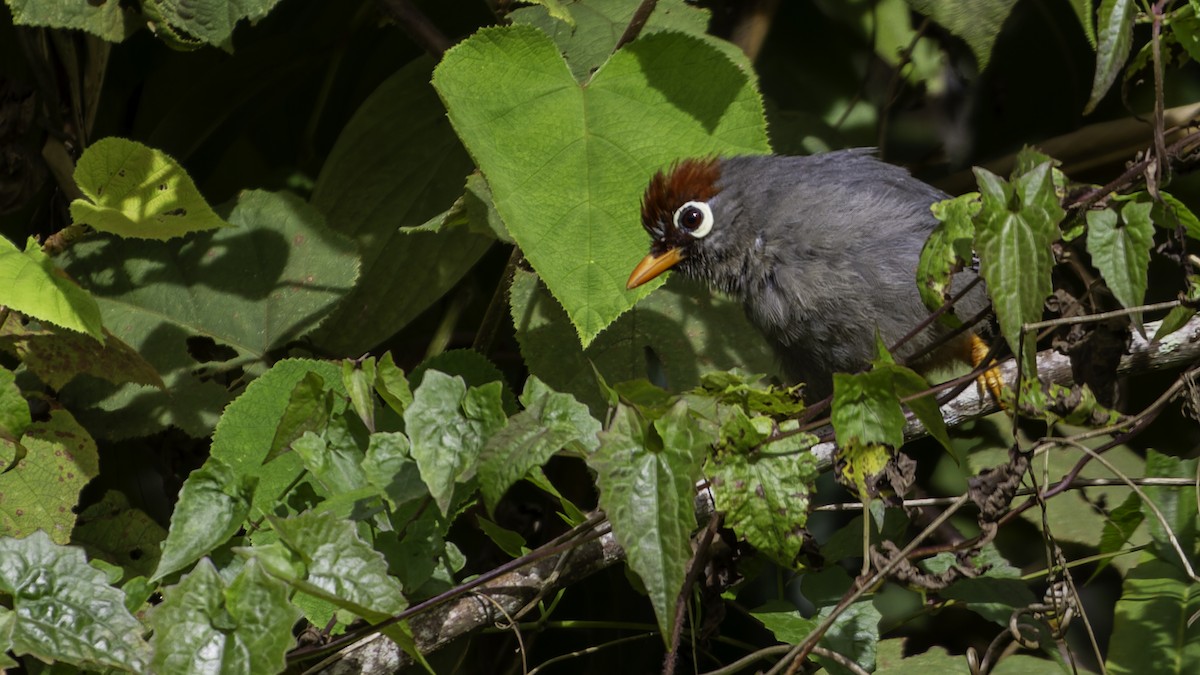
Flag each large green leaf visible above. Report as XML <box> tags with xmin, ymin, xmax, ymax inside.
<box><xmin>0</xmin><ymin>236</ymin><xmax>103</xmax><ymax>341</ymax></box>
<box><xmin>310</xmin><ymin>57</ymin><xmax>491</xmax><ymax>356</ymax></box>
<box><xmin>61</xmin><ymin>189</ymin><xmax>358</xmax><ymax>438</ymax></box>
<box><xmin>590</xmin><ymin>401</ymin><xmax>706</xmax><ymax>639</ymax></box>
<box><xmin>0</xmin><ymin>531</ymin><xmax>151</xmax><ymax>672</ymax></box>
<box><xmin>434</xmin><ymin>25</ymin><xmax>769</xmax><ymax>346</ymax></box>
<box><xmin>153</xmin><ymin>457</ymin><xmax>256</xmax><ymax>581</ymax></box>
<box><xmin>753</xmin><ymin>600</ymin><xmax>882</xmax><ymax>675</ymax></box>
<box><xmin>917</xmin><ymin>192</ymin><xmax>980</xmax><ymax>325</ymax></box>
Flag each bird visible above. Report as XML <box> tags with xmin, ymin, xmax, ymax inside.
<box><xmin>626</xmin><ymin>149</ymin><xmax>995</xmax><ymax>401</ymax></box>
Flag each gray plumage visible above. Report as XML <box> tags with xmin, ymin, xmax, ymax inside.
<box><xmin>665</xmin><ymin>150</ymin><xmax>987</xmax><ymax>398</ymax></box>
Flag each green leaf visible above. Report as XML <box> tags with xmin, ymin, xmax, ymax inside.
<box><xmin>1106</xmin><ymin>559</ymin><xmax>1200</xmax><ymax>674</ymax></box>
<box><xmin>310</xmin><ymin>57</ymin><xmax>491</xmax><ymax>356</ymax></box>
<box><xmin>154</xmin><ymin>457</ymin><xmax>256</xmax><ymax>581</ymax></box>
<box><xmin>0</xmin><ymin>530</ymin><xmax>151</xmax><ymax>671</ymax></box>
<box><xmin>1087</xmin><ymin>201</ymin><xmax>1154</xmax><ymax>316</ymax></box>
<box><xmin>70</xmin><ymin>138</ymin><xmax>233</xmax><ymax>240</ymax></box>
<box><xmin>72</xmin><ymin>490</ymin><xmax>167</xmax><ymax>583</ymax></box>
<box><xmin>434</xmin><ymin>25</ymin><xmax>769</xmax><ymax>346</ymax></box>
<box><xmin>0</xmin><ymin>236</ymin><xmax>104</xmax><ymax>341</ymax></box>
<box><xmin>61</xmin><ymin>190</ymin><xmax>358</xmax><ymax>438</ymax></box>
<box><xmin>5</xmin><ymin>0</ymin><xmax>140</xmax><ymax>42</ymax></box>
<box><xmin>141</xmin><ymin>0</ymin><xmax>286</xmax><ymax>47</ymax></box>
<box><xmin>875</xmin><ymin>638</ymin><xmax>964</xmax><ymax>673</ymax></box>
<box><xmin>261</xmin><ymin>510</ymin><xmax>418</xmax><ymax>656</ymax></box>
<box><xmin>509</xmin><ymin>0</ymin><xmax>719</xmax><ymax>81</ymax></box>
<box><xmin>905</xmin><ymin>0</ymin><xmax>1019</xmax><ymax>71</ymax></box>
<box><xmin>708</xmin><ymin>425</ymin><xmax>820</xmax><ymax>566</ymax></box>
<box><xmin>1143</xmin><ymin>450</ymin><xmax>1198</xmax><ymax>572</ymax></box>
<box><xmin>207</xmin><ymin>359</ymin><xmax>344</xmax><ymax>518</ymax></box>
<box><xmin>832</xmin><ymin>369</ymin><xmax>904</xmax><ymax>499</ymax></box>
<box><xmin>0</xmin><ymin>365</ymin><xmax>30</xmax><ymax>438</ymax></box>
<box><xmin>696</xmin><ymin>370</ymin><xmax>806</xmax><ymax>418</ymax></box>
<box><xmin>293</xmin><ymin>421</ymin><xmax>371</xmax><ymax>496</ymax></box>
<box><xmin>375</xmin><ymin>353</ymin><xmax>414</xmax><ymax>416</ymax></box>
<box><xmin>1085</xmin><ymin>0</ymin><xmax>1136</xmax><ymax>114</ymax></box>
<box><xmin>918</xmin><ymin>192</ymin><xmax>980</xmax><ymax>325</ymax></box>
<box><xmin>479</xmin><ymin>376</ymin><xmax>601</xmax><ymax>513</ymax></box>
<box><xmin>1152</xmin><ymin>191</ymin><xmax>1200</xmax><ymax>240</ymax></box>
<box><xmin>362</xmin><ymin>432</ymin><xmax>426</xmax><ymax>509</ymax></box>
<box><xmin>590</xmin><ymin>401</ymin><xmax>706</xmax><ymax>639</ymax></box>
<box><xmin>343</xmin><ymin>357</ymin><xmax>377</xmax><ymax>432</ymax></box>
<box><xmin>476</xmin><ymin>516</ymin><xmax>528</xmax><ymax>558</ymax></box>
<box><xmin>0</xmin><ymin>410</ymin><xmax>99</xmax><ymax>543</ymax></box>
<box><xmin>405</xmin><ymin>371</ymin><xmax>507</xmax><ymax>515</ymax></box>
<box><xmin>753</xmin><ymin>600</ymin><xmax>882</xmax><ymax>674</ymax></box>
<box><xmin>878</xmin><ymin>359</ymin><xmax>952</xmax><ymax>453</ymax></box>
<box><xmin>150</xmin><ymin>558</ymin><xmax>298</xmax><ymax>675</ymax></box>
<box><xmin>510</xmin><ymin>269</ymin><xmax>777</xmax><ymax>414</ymax></box>
<box><xmin>265</xmin><ymin>371</ymin><xmax>335</xmax><ymax>464</ymax></box>
<box><xmin>942</xmin><ymin>577</ymin><xmax>1038</xmax><ymax>625</ymax></box>
<box><xmin>410</xmin><ymin>349</ymin><xmax>518</xmax><ymax>416</ymax></box>
<box><xmin>0</xmin><ymin>317</ymin><xmax>162</xmax><ymax>391</ymax></box>
<box><xmin>1093</xmin><ymin>492</ymin><xmax>1145</xmax><ymax>580</ymax></box>
<box><xmin>973</xmin><ymin>164</ymin><xmax>1060</xmax><ymax>361</ymax></box>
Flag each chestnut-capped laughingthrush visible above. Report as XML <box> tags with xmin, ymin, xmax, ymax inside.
<box><xmin>626</xmin><ymin>149</ymin><xmax>994</xmax><ymax>400</ymax></box>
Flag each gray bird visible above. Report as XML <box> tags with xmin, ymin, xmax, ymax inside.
<box><xmin>626</xmin><ymin>150</ymin><xmax>993</xmax><ymax>400</ymax></box>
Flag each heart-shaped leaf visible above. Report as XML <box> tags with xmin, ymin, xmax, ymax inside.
<box><xmin>434</xmin><ymin>25</ymin><xmax>769</xmax><ymax>346</ymax></box>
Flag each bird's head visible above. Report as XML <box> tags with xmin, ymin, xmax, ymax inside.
<box><xmin>626</xmin><ymin>157</ymin><xmax>727</xmax><ymax>290</ymax></box>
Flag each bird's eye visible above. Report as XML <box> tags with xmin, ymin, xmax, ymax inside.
<box><xmin>673</xmin><ymin>200</ymin><xmax>713</xmax><ymax>239</ymax></box>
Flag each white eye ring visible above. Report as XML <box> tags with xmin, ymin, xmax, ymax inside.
<box><xmin>673</xmin><ymin>200</ymin><xmax>714</xmax><ymax>239</ymax></box>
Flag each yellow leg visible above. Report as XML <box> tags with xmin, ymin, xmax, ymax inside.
<box><xmin>969</xmin><ymin>333</ymin><xmax>1005</xmax><ymax>403</ymax></box>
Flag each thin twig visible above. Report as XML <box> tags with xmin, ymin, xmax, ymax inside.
<box><xmin>378</xmin><ymin>0</ymin><xmax>452</xmax><ymax>57</ymax></box>
<box><xmin>613</xmin><ymin>0</ymin><xmax>658</xmax><ymax>52</ymax></box>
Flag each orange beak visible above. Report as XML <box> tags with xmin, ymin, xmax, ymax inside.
<box><xmin>626</xmin><ymin>248</ymin><xmax>685</xmax><ymax>290</ymax></box>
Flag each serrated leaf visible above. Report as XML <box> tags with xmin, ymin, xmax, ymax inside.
<box><xmin>61</xmin><ymin>190</ymin><xmax>358</xmax><ymax>438</ymax></box>
<box><xmin>510</xmin><ymin>0</ymin><xmax>719</xmax><ymax>80</ymax></box>
<box><xmin>708</xmin><ymin>432</ymin><xmax>820</xmax><ymax>567</ymax></box>
<box><xmin>0</xmin><ymin>530</ymin><xmax>151</xmax><ymax>671</ymax></box>
<box><xmin>70</xmin><ymin>138</ymin><xmax>232</xmax><ymax>240</ymax></box>
<box><xmin>1086</xmin><ymin>0</ymin><xmax>1136</xmax><ymax>114</ymax></box>
<box><xmin>142</xmin><ymin>0</ymin><xmax>286</xmax><ymax>47</ymax></box>
<box><xmin>973</xmin><ymin>164</ymin><xmax>1060</xmax><ymax>361</ymax></box>
<box><xmin>154</xmin><ymin>457</ymin><xmax>256</xmax><ymax>581</ymax></box>
<box><xmin>0</xmin><ymin>314</ymin><xmax>162</xmax><ymax>391</ymax></box>
<box><xmin>1088</xmin><ymin>201</ymin><xmax>1153</xmax><ymax>318</ymax></box>
<box><xmin>1106</xmin><ymin>559</ymin><xmax>1200</xmax><ymax>674</ymax></box>
<box><xmin>0</xmin><ymin>236</ymin><xmax>103</xmax><ymax>341</ymax></box>
<box><xmin>205</xmin><ymin>359</ymin><xmax>344</xmax><ymax>518</ymax></box>
<box><xmin>479</xmin><ymin>376</ymin><xmax>601</xmax><ymax>514</ymax></box>
<box><xmin>405</xmin><ymin>371</ymin><xmax>507</xmax><ymax>515</ymax></box>
<box><xmin>832</xmin><ymin>369</ymin><xmax>904</xmax><ymax>499</ymax></box>
<box><xmin>410</xmin><ymin>349</ymin><xmax>518</xmax><ymax>415</ymax></box>
<box><xmin>150</xmin><ymin>558</ymin><xmax>298</xmax><ymax>675</ymax></box>
<box><xmin>293</xmin><ymin>423</ymin><xmax>371</xmax><ymax>496</ymax></box>
<box><xmin>0</xmin><ymin>410</ymin><xmax>99</xmax><ymax>543</ymax></box>
<box><xmin>918</xmin><ymin>193</ymin><xmax>980</xmax><ymax>324</ymax></box>
<box><xmin>510</xmin><ymin>268</ymin><xmax>777</xmax><ymax>415</ymax></box>
<box><xmin>310</xmin><ymin>57</ymin><xmax>491</xmax><ymax>356</ymax></box>
<box><xmin>434</xmin><ymin>25</ymin><xmax>769</xmax><ymax>346</ymax></box>
<box><xmin>5</xmin><ymin>0</ymin><xmax>140</xmax><ymax>42</ymax></box>
<box><xmin>906</xmin><ymin>0</ymin><xmax>1019</xmax><ymax>71</ymax></box>
<box><xmin>590</xmin><ymin>401</ymin><xmax>706</xmax><ymax>639</ymax></box>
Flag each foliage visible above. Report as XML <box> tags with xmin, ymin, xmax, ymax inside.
<box><xmin>1</xmin><ymin>0</ymin><xmax>1199</xmax><ymax>673</ymax></box>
